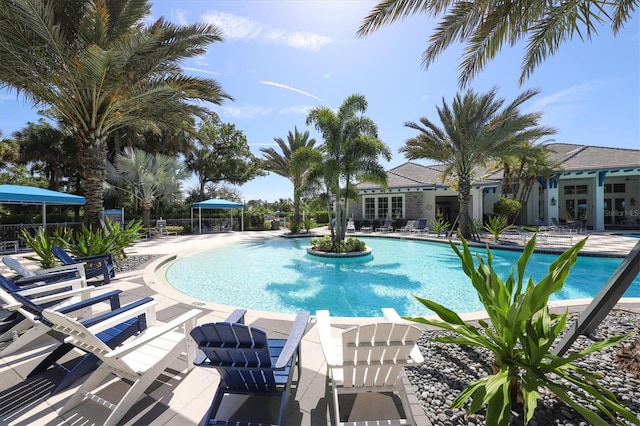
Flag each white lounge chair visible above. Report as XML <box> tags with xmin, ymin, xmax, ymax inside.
<box><xmin>410</xmin><ymin>218</ymin><xmax>429</xmax><ymax>233</ymax></box>
<box><xmin>397</xmin><ymin>220</ymin><xmax>416</xmax><ymax>233</ymax></box>
<box><xmin>42</xmin><ymin>307</ymin><xmax>201</xmax><ymax>426</ymax></box>
<box><xmin>346</xmin><ymin>220</ymin><xmax>356</xmax><ymax>233</ymax></box>
<box><xmin>316</xmin><ymin>308</ymin><xmax>424</xmax><ymax>425</ymax></box>
<box><xmin>376</xmin><ymin>219</ymin><xmax>394</xmax><ymax>232</ymax></box>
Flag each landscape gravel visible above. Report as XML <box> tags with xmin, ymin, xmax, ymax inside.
<box><xmin>113</xmin><ymin>254</ymin><xmax>159</xmax><ymax>273</ymax></box>
<box><xmin>406</xmin><ymin>310</ymin><xmax>640</xmax><ymax>425</ymax></box>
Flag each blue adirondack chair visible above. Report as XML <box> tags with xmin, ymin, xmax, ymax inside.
<box><xmin>190</xmin><ymin>309</ymin><xmax>310</xmax><ymax>426</ymax></box>
<box><xmin>52</xmin><ymin>246</ymin><xmax>115</xmax><ymax>284</ymax></box>
<box><xmin>2</xmin><ymin>285</ymin><xmax>155</xmax><ymax>394</ymax></box>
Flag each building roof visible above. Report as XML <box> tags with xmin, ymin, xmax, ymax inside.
<box><xmin>358</xmin><ymin>143</ymin><xmax>640</xmax><ymax>191</ymax></box>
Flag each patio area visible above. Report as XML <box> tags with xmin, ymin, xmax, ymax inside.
<box><xmin>1</xmin><ymin>230</ymin><xmax>639</xmax><ymax>425</ymax></box>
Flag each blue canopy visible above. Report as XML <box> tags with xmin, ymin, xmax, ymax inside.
<box><xmin>0</xmin><ymin>184</ymin><xmax>86</xmax><ymax>226</ymax></box>
<box><xmin>0</xmin><ymin>185</ymin><xmax>86</xmax><ymax>205</ymax></box>
<box><xmin>190</xmin><ymin>199</ymin><xmax>244</xmax><ymax>233</ymax></box>
<box><xmin>191</xmin><ymin>199</ymin><xmax>244</xmax><ymax>209</ymax></box>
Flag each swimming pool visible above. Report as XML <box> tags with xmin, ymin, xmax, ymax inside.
<box><xmin>165</xmin><ymin>237</ymin><xmax>640</xmax><ymax>317</ymax></box>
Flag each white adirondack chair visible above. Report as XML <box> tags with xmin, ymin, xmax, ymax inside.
<box><xmin>316</xmin><ymin>308</ymin><xmax>424</xmax><ymax>426</ymax></box>
<box><xmin>42</xmin><ymin>307</ymin><xmax>202</xmax><ymax>426</ymax></box>
<box><xmin>0</xmin><ymin>283</ymin><xmax>96</xmax><ymax>355</ymax></box>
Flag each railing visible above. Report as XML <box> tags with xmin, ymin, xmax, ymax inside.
<box><xmin>0</xmin><ymin>222</ymin><xmax>84</xmax><ymax>249</ymax></box>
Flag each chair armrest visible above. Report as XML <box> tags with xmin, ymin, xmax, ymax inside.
<box><xmin>315</xmin><ymin>310</ymin><xmax>340</xmax><ymax>367</ymax></box>
<box><xmin>55</xmin><ymin>289</ymin><xmax>123</xmax><ymax>315</ymax></box>
<box><xmin>275</xmin><ymin>311</ymin><xmax>310</xmax><ymax>369</ymax></box>
<box><xmin>76</xmin><ymin>254</ymin><xmax>113</xmax><ymax>265</ymax></box>
<box><xmin>83</xmin><ymin>300</ymin><xmax>159</xmax><ymax>334</ymax></box>
<box><xmin>82</xmin><ymin>296</ymin><xmax>155</xmax><ymax>328</ymax></box>
<box><xmin>14</xmin><ymin>284</ymin><xmax>96</xmax><ymax>303</ymax></box>
<box><xmin>12</xmin><ymin>276</ymin><xmax>86</xmax><ymax>294</ymax></box>
<box><xmin>34</xmin><ymin>263</ymin><xmax>86</xmax><ymax>277</ymax></box>
<box><xmin>15</xmin><ymin>271</ymin><xmax>79</xmax><ymax>285</ymax></box>
<box><xmin>104</xmin><ymin>309</ymin><xmax>202</xmax><ymax>359</ymax></box>
<box><xmin>224</xmin><ymin>308</ymin><xmax>247</xmax><ymax>324</ymax></box>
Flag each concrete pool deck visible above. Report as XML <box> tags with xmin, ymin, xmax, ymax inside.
<box><xmin>1</xmin><ymin>229</ymin><xmax>639</xmax><ymax>425</ymax></box>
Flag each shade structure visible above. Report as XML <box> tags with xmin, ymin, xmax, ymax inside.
<box><xmin>0</xmin><ymin>184</ymin><xmax>86</xmax><ymax>226</ymax></box>
<box><xmin>190</xmin><ymin>199</ymin><xmax>244</xmax><ymax>233</ymax></box>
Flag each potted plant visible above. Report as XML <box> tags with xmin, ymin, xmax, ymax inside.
<box><xmin>430</xmin><ymin>218</ymin><xmax>451</xmax><ymax>238</ymax></box>
<box><xmin>406</xmin><ymin>234</ymin><xmax>637</xmax><ymax>425</ymax></box>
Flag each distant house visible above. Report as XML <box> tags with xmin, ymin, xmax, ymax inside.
<box><xmin>353</xmin><ymin>143</ymin><xmax>640</xmax><ymax>231</ymax></box>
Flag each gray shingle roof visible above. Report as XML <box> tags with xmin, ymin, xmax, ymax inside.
<box><xmin>358</xmin><ymin>143</ymin><xmax>640</xmax><ymax>190</ymax></box>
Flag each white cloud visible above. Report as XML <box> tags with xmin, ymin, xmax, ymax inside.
<box><xmin>173</xmin><ymin>10</ymin><xmax>189</xmax><ymax>26</ymax></box>
<box><xmin>220</xmin><ymin>105</ymin><xmax>275</xmax><ymax>119</ymax></box>
<box><xmin>279</xmin><ymin>105</ymin><xmax>314</xmax><ymax>115</ymax></box>
<box><xmin>260</xmin><ymin>81</ymin><xmax>322</xmax><ymax>101</ymax></box>
<box><xmin>531</xmin><ymin>83</ymin><xmax>595</xmax><ymax>111</ymax></box>
<box><xmin>201</xmin><ymin>10</ymin><xmax>333</xmax><ymax>51</ymax></box>
<box><xmin>183</xmin><ymin>66</ymin><xmax>226</xmax><ymax>76</ymax></box>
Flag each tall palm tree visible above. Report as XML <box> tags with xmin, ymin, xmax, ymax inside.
<box><xmin>306</xmin><ymin>94</ymin><xmax>391</xmax><ymax>247</ymax></box>
<box><xmin>260</xmin><ymin>127</ymin><xmax>319</xmax><ymax>227</ymax></box>
<box><xmin>357</xmin><ymin>0</ymin><xmax>638</xmax><ymax>86</ymax></box>
<box><xmin>107</xmin><ymin>147</ymin><xmax>190</xmax><ymax>228</ymax></box>
<box><xmin>401</xmin><ymin>87</ymin><xmax>556</xmax><ymax>237</ymax></box>
<box><xmin>0</xmin><ymin>0</ymin><xmax>232</xmax><ymax>226</ymax></box>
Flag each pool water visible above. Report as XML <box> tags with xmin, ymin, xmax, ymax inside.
<box><xmin>165</xmin><ymin>237</ymin><xmax>640</xmax><ymax>317</ymax></box>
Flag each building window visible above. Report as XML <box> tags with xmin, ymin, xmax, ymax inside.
<box><xmin>363</xmin><ymin>195</ymin><xmax>404</xmax><ymax>219</ymax></box>
<box><xmin>391</xmin><ymin>196</ymin><xmax>403</xmax><ymax>219</ymax></box>
<box><xmin>377</xmin><ymin>198</ymin><xmax>389</xmax><ymax>218</ymax></box>
<box><xmin>364</xmin><ymin>198</ymin><xmax>375</xmax><ymax>219</ymax></box>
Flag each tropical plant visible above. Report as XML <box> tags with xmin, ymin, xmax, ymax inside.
<box><xmin>406</xmin><ymin>235</ymin><xmax>638</xmax><ymax>425</ymax></box>
<box><xmin>310</xmin><ymin>235</ymin><xmax>366</xmax><ymax>253</ymax></box>
<box><xmin>430</xmin><ymin>218</ymin><xmax>451</xmax><ymax>238</ymax></box>
<box><xmin>0</xmin><ymin>0</ymin><xmax>232</xmax><ymax>226</ymax></box>
<box><xmin>400</xmin><ymin>88</ymin><xmax>555</xmax><ymax>238</ymax></box>
<box><xmin>306</xmin><ymin>94</ymin><xmax>391</xmax><ymax>251</ymax></box>
<box><xmin>107</xmin><ymin>147</ymin><xmax>190</xmax><ymax>228</ymax></box>
<box><xmin>261</xmin><ymin>127</ymin><xmax>320</xmax><ymax>227</ymax></box>
<box><xmin>186</xmin><ymin>115</ymin><xmax>263</xmax><ymax>202</ymax></box>
<box><xmin>484</xmin><ymin>215</ymin><xmax>514</xmax><ymax>242</ymax></box>
<box><xmin>19</xmin><ymin>227</ymin><xmax>71</xmax><ymax>268</ymax></box>
<box><xmin>357</xmin><ymin>0</ymin><xmax>638</xmax><ymax>86</ymax></box>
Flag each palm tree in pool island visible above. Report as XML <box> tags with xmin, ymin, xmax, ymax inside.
<box><xmin>0</xmin><ymin>0</ymin><xmax>232</xmax><ymax>226</ymax></box>
<box><xmin>306</xmin><ymin>94</ymin><xmax>391</xmax><ymax>250</ymax></box>
<box><xmin>401</xmin><ymin>88</ymin><xmax>555</xmax><ymax>238</ymax></box>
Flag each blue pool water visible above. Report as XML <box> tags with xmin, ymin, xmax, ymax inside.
<box><xmin>165</xmin><ymin>237</ymin><xmax>640</xmax><ymax>317</ymax></box>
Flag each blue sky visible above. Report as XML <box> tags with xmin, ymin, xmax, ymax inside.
<box><xmin>0</xmin><ymin>1</ymin><xmax>638</xmax><ymax>202</ymax></box>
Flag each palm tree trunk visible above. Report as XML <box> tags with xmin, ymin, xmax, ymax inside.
<box><xmin>80</xmin><ymin>133</ymin><xmax>108</xmax><ymax>228</ymax></box>
<box><xmin>458</xmin><ymin>178</ymin><xmax>472</xmax><ymax>238</ymax></box>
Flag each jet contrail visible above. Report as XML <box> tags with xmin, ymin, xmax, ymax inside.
<box><xmin>260</xmin><ymin>81</ymin><xmax>321</xmax><ymax>101</ymax></box>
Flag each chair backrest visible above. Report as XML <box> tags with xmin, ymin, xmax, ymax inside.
<box><xmin>0</xmin><ymin>273</ymin><xmax>21</xmax><ymax>292</ymax></box>
<box><xmin>190</xmin><ymin>322</ymin><xmax>277</xmax><ymax>391</ymax></box>
<box><xmin>551</xmin><ymin>217</ymin><xmax>561</xmax><ymax>226</ymax></box>
<box><xmin>3</xmin><ymin>257</ymin><xmax>35</xmax><ymax>277</ymax></box>
<box><xmin>416</xmin><ymin>218</ymin><xmax>427</xmax><ymax>229</ymax></box>
<box><xmin>52</xmin><ymin>247</ymin><xmax>75</xmax><ymax>265</ymax></box>
<box><xmin>404</xmin><ymin>220</ymin><xmax>415</xmax><ymax>229</ymax></box>
<box><xmin>41</xmin><ymin>308</ymin><xmax>137</xmax><ymax>376</ymax></box>
<box><xmin>340</xmin><ymin>322</ymin><xmax>422</xmax><ymax>388</ymax></box>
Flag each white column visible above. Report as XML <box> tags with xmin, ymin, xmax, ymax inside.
<box><xmin>594</xmin><ymin>172</ymin><xmax>606</xmax><ymax>231</ymax></box>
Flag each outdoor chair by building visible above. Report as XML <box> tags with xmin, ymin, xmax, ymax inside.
<box><xmin>190</xmin><ymin>309</ymin><xmax>310</xmax><ymax>426</ymax></box>
<box><xmin>52</xmin><ymin>246</ymin><xmax>115</xmax><ymax>284</ymax></box>
<box><xmin>376</xmin><ymin>218</ymin><xmax>394</xmax><ymax>232</ymax></box>
<box><xmin>316</xmin><ymin>308</ymin><xmax>424</xmax><ymax>425</ymax></box>
<box><xmin>41</xmin><ymin>306</ymin><xmax>201</xmax><ymax>426</ymax></box>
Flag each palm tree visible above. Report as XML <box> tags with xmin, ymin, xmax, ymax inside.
<box><xmin>107</xmin><ymin>147</ymin><xmax>190</xmax><ymax>228</ymax></box>
<box><xmin>0</xmin><ymin>0</ymin><xmax>232</xmax><ymax>226</ymax></box>
<box><xmin>306</xmin><ymin>94</ymin><xmax>391</xmax><ymax>248</ymax></box>
<box><xmin>260</xmin><ymin>127</ymin><xmax>319</xmax><ymax>227</ymax></box>
<box><xmin>357</xmin><ymin>0</ymin><xmax>637</xmax><ymax>86</ymax></box>
<box><xmin>400</xmin><ymin>87</ymin><xmax>555</xmax><ymax>237</ymax></box>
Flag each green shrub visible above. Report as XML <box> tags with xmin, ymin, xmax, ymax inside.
<box><xmin>407</xmin><ymin>234</ymin><xmax>637</xmax><ymax>426</ymax></box>
<box><xmin>310</xmin><ymin>235</ymin><xmax>366</xmax><ymax>253</ymax></box>
<box><xmin>493</xmin><ymin>197</ymin><xmax>522</xmax><ymax>223</ymax></box>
